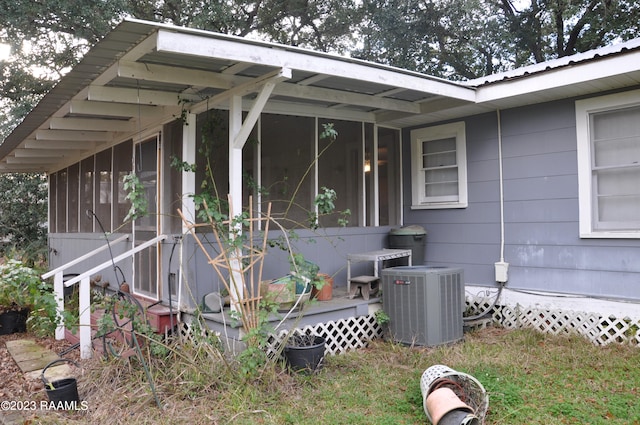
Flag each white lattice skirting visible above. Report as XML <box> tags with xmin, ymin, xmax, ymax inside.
<box><xmin>179</xmin><ymin>314</ymin><xmax>384</xmax><ymax>357</ymax></box>
<box><xmin>466</xmin><ymin>295</ymin><xmax>640</xmax><ymax>347</ymax></box>
<box><xmin>266</xmin><ymin>314</ymin><xmax>383</xmax><ymax>357</ymax></box>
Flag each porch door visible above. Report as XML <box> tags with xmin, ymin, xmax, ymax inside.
<box><xmin>133</xmin><ymin>135</ymin><xmax>160</xmax><ymax>299</ymax></box>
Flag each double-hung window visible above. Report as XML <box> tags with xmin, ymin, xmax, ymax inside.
<box><xmin>576</xmin><ymin>90</ymin><xmax>640</xmax><ymax>237</ymax></box>
<box><xmin>410</xmin><ymin>122</ymin><xmax>467</xmax><ymax>209</ymax></box>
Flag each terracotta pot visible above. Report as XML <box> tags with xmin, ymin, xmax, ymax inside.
<box><xmin>425</xmin><ymin>387</ymin><xmax>474</xmax><ymax>425</ymax></box>
<box><xmin>312</xmin><ymin>273</ymin><xmax>334</xmax><ymax>301</ymax></box>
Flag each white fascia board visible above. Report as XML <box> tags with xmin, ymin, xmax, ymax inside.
<box><xmin>155</xmin><ymin>29</ymin><xmax>476</xmax><ymax>102</ymax></box>
<box><xmin>475</xmin><ymin>51</ymin><xmax>640</xmax><ymax>103</ymax></box>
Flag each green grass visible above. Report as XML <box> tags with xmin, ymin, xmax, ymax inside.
<box><xmin>39</xmin><ymin>327</ymin><xmax>640</xmax><ymax>424</ymax></box>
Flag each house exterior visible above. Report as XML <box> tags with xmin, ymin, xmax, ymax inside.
<box><xmin>2</xmin><ymin>19</ymin><xmax>640</xmax><ymax>352</ymax></box>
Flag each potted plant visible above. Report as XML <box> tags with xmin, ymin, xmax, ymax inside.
<box><xmin>311</xmin><ymin>273</ymin><xmax>334</xmax><ymax>301</ymax></box>
<box><xmin>0</xmin><ymin>259</ymin><xmax>63</xmax><ymax>336</ymax></box>
<box><xmin>0</xmin><ymin>260</ymin><xmax>37</xmax><ymax>334</ymax></box>
<box><xmin>283</xmin><ymin>332</ymin><xmax>326</xmax><ymax>374</ymax></box>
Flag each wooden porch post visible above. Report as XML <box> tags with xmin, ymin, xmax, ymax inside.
<box><xmin>181</xmin><ymin>113</ymin><xmax>197</xmax><ymax>226</ymax></box>
<box><xmin>228</xmin><ymin>95</ymin><xmax>244</xmax><ymax>311</ymax></box>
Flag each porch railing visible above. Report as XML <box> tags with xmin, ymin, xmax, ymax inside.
<box><xmin>43</xmin><ymin>234</ymin><xmax>167</xmax><ymax>359</ymax></box>
<box><xmin>42</xmin><ymin>234</ymin><xmax>130</xmax><ymax>340</ymax></box>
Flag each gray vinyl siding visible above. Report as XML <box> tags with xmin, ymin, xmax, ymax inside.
<box><xmin>402</xmin><ymin>97</ymin><xmax>640</xmax><ymax>301</ymax></box>
<box><xmin>180</xmin><ymin>226</ymin><xmax>392</xmax><ymax>311</ymax></box>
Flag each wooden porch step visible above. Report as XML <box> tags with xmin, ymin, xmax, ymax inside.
<box><xmin>133</xmin><ymin>296</ymin><xmax>179</xmax><ymax>334</ymax></box>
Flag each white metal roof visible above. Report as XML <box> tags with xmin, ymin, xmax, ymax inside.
<box><xmin>2</xmin><ymin>18</ymin><xmax>640</xmax><ymax>173</ymax></box>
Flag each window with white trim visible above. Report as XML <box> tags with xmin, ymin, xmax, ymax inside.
<box><xmin>576</xmin><ymin>90</ymin><xmax>640</xmax><ymax>238</ymax></box>
<box><xmin>411</xmin><ymin>122</ymin><xmax>467</xmax><ymax>209</ymax></box>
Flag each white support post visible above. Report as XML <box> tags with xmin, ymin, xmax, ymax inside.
<box><xmin>228</xmin><ymin>95</ymin><xmax>244</xmax><ymax>311</ymax></box>
<box><xmin>181</xmin><ymin>112</ymin><xmax>197</xmax><ymax>226</ymax></box>
<box><xmin>79</xmin><ymin>276</ymin><xmax>92</xmax><ymax>359</ymax></box>
<box><xmin>54</xmin><ymin>271</ymin><xmax>65</xmax><ymax>340</ymax></box>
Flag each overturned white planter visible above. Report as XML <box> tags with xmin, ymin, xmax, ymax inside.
<box><xmin>420</xmin><ymin>365</ymin><xmax>488</xmax><ymax>425</ymax></box>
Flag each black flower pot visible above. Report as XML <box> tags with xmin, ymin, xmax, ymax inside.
<box><xmin>0</xmin><ymin>309</ymin><xmax>29</xmax><ymax>335</ymax></box>
<box><xmin>283</xmin><ymin>335</ymin><xmax>326</xmax><ymax>374</ymax></box>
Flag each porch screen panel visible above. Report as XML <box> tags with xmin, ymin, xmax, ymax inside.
<box><xmin>113</xmin><ymin>140</ymin><xmax>133</xmax><ymax>233</ymax></box>
<box><xmin>80</xmin><ymin>157</ymin><xmax>94</xmax><ymax>232</ymax></box>
<box><xmin>133</xmin><ymin>137</ymin><xmax>159</xmax><ymax>299</ymax></box>
<box><xmin>67</xmin><ymin>163</ymin><xmax>79</xmax><ymax>232</ymax></box>
<box><xmin>261</xmin><ymin>114</ymin><xmax>315</xmax><ymax>227</ymax></box>
<box><xmin>56</xmin><ymin>168</ymin><xmax>67</xmax><ymax>233</ymax></box>
<box><xmin>49</xmin><ymin>173</ymin><xmax>57</xmax><ymax>233</ymax></box>
<box><xmin>378</xmin><ymin>127</ymin><xmax>401</xmax><ymax>226</ymax></box>
<box><xmin>163</xmin><ymin>121</ymin><xmax>183</xmax><ymax>235</ymax></box>
<box><xmin>365</xmin><ymin>123</ymin><xmax>375</xmax><ymax>226</ymax></box>
<box><xmin>195</xmin><ymin>110</ymin><xmax>229</xmax><ymax>224</ymax></box>
<box><xmin>134</xmin><ymin>138</ymin><xmax>158</xmax><ymax>232</ymax></box>
<box><xmin>94</xmin><ymin>149</ymin><xmax>112</xmax><ymax>232</ymax></box>
<box><xmin>243</xmin><ymin>124</ymin><xmax>258</xmax><ymax>217</ymax></box>
<box><xmin>318</xmin><ymin>119</ymin><xmax>362</xmax><ymax>227</ymax></box>
<box><xmin>590</xmin><ymin>106</ymin><xmax>640</xmax><ymax>230</ymax></box>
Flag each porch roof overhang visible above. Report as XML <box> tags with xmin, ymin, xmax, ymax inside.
<box><xmin>2</xmin><ymin>19</ymin><xmax>640</xmax><ymax>174</ymax></box>
<box><xmin>0</xmin><ymin>18</ymin><xmax>477</xmax><ymax>174</ymax></box>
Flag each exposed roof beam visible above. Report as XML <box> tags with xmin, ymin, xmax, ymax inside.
<box><xmin>376</xmin><ymin>88</ymin><xmax>407</xmax><ymax>97</ymax></box>
<box><xmin>190</xmin><ymin>67</ymin><xmax>291</xmax><ymax>114</ymax></box>
<box><xmin>6</xmin><ymin>156</ymin><xmax>58</xmax><ymax>164</ymax></box>
<box><xmin>99</xmin><ymin>61</ymin><xmax>425</xmax><ymax>115</ymax></box>
<box><xmin>14</xmin><ymin>148</ymin><xmax>71</xmax><ymax>157</ymax></box>
<box><xmin>25</xmin><ymin>140</ymin><xmax>102</xmax><ymax>149</ymax></box>
<box><xmin>49</xmin><ymin>117</ymin><xmax>135</xmax><ymax>132</ymax></box>
<box><xmin>222</xmin><ymin>62</ymin><xmax>252</xmax><ymax>75</ymax></box>
<box><xmin>117</xmin><ymin>60</ymin><xmax>235</xmax><ymax>89</ymax></box>
<box><xmin>272</xmin><ymin>83</ymin><xmax>420</xmax><ymax>114</ymax></box>
<box><xmin>69</xmin><ymin>99</ymin><xmax>161</xmax><ymax>117</ymax></box>
<box><xmin>35</xmin><ymin>130</ymin><xmax>111</xmax><ymax>142</ymax></box>
<box><xmin>93</xmin><ymin>33</ymin><xmax>159</xmax><ymax>86</ymax></box>
<box><xmin>298</xmin><ymin>74</ymin><xmax>330</xmax><ymax>86</ymax></box>
<box><xmin>0</xmin><ymin>163</ymin><xmax>49</xmax><ymax>172</ymax></box>
<box><xmin>262</xmin><ymin>99</ymin><xmax>374</xmax><ymax>122</ymax></box>
<box><xmin>124</xmin><ymin>31</ymin><xmax>159</xmax><ymax>62</ymax></box>
<box><xmin>87</xmin><ymin>85</ymin><xmax>201</xmax><ymax>106</ymax></box>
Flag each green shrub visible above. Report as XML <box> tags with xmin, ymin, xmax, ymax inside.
<box><xmin>0</xmin><ymin>259</ymin><xmax>68</xmax><ymax>336</ymax></box>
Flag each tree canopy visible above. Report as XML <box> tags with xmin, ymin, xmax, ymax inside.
<box><xmin>1</xmin><ymin>0</ymin><xmax>638</xmax><ymax>133</ymax></box>
<box><xmin>0</xmin><ymin>173</ymin><xmax>48</xmax><ymax>262</ymax></box>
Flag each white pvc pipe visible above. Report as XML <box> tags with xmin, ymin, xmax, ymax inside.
<box><xmin>497</xmin><ymin>109</ymin><xmax>506</xmax><ymax>263</ymax></box>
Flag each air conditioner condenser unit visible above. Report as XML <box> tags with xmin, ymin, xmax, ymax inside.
<box><xmin>381</xmin><ymin>266</ymin><xmax>464</xmax><ymax>347</ymax></box>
